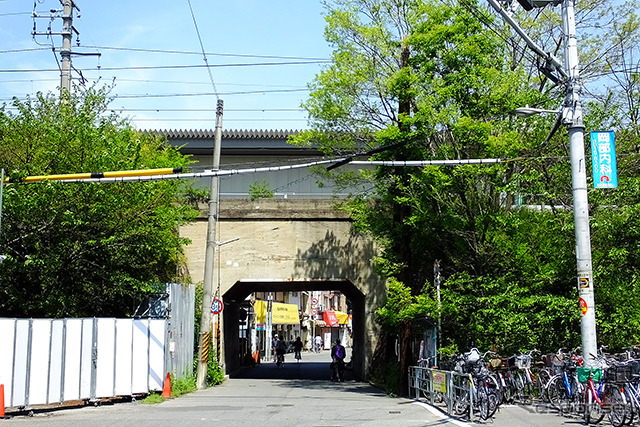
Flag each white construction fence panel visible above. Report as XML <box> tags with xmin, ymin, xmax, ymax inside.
<box><xmin>0</xmin><ymin>319</ymin><xmax>15</xmax><ymax>407</ymax></box>
<box><xmin>12</xmin><ymin>320</ymin><xmax>29</xmax><ymax>408</ymax></box>
<box><xmin>48</xmin><ymin>320</ymin><xmax>64</xmax><ymax>404</ymax></box>
<box><xmin>63</xmin><ymin>319</ymin><xmax>83</xmax><ymax>402</ymax></box>
<box><xmin>114</xmin><ymin>319</ymin><xmax>133</xmax><ymax>397</ymax></box>
<box><xmin>95</xmin><ymin>318</ymin><xmax>116</xmax><ymax>398</ymax></box>
<box><xmin>29</xmin><ymin>319</ymin><xmax>51</xmax><ymax>405</ymax></box>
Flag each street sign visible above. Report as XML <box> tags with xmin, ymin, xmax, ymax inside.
<box><xmin>211</xmin><ymin>298</ymin><xmax>224</xmax><ymax>314</ymax></box>
<box><xmin>591</xmin><ymin>131</ymin><xmax>618</xmax><ymax>188</ymax></box>
<box><xmin>311</xmin><ymin>308</ymin><xmax>318</xmax><ymax>315</ymax></box>
<box><xmin>311</xmin><ymin>298</ymin><xmax>318</xmax><ymax>307</ymax></box>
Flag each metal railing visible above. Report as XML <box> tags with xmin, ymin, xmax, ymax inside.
<box><xmin>409</xmin><ymin>366</ymin><xmax>474</xmax><ymax>419</ymax></box>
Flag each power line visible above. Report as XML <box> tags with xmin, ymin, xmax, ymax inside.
<box><xmin>186</xmin><ymin>0</ymin><xmax>218</xmax><ymax>100</ymax></box>
<box><xmin>81</xmin><ymin>45</ymin><xmax>329</xmax><ymax>61</ymax></box>
<box><xmin>129</xmin><ymin>118</ymin><xmax>308</xmax><ymax>122</ymax></box>
<box><xmin>0</xmin><ymin>60</ymin><xmax>330</xmax><ymax>74</ymax></box>
<box><xmin>110</xmin><ymin>108</ymin><xmax>304</xmax><ymax>112</ymax></box>
<box><xmin>112</xmin><ymin>88</ymin><xmax>309</xmax><ymax>99</ymax></box>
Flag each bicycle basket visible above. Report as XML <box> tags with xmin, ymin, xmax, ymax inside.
<box><xmin>489</xmin><ymin>358</ymin><xmax>505</xmax><ymax>369</ymax></box>
<box><xmin>577</xmin><ymin>367</ymin><xmax>603</xmax><ymax>383</ymax></box>
<box><xmin>515</xmin><ymin>355</ymin><xmax>532</xmax><ymax>369</ymax></box>
<box><xmin>608</xmin><ymin>365</ymin><xmax>633</xmax><ymax>383</ymax></box>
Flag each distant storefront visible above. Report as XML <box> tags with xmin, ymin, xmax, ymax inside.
<box><xmin>254</xmin><ymin>300</ymin><xmax>301</xmax><ymax>357</ymax></box>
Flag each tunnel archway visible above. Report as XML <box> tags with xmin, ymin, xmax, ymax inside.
<box><xmin>222</xmin><ymin>278</ymin><xmax>366</xmax><ymax>380</ymax></box>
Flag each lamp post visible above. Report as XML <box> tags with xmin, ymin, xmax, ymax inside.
<box><xmin>514</xmin><ymin>0</ymin><xmax>598</xmax><ymax>366</ymax></box>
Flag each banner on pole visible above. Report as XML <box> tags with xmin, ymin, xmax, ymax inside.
<box><xmin>590</xmin><ymin>131</ymin><xmax>618</xmax><ymax>188</ymax></box>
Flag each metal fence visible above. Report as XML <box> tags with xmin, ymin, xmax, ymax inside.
<box><xmin>409</xmin><ymin>366</ymin><xmax>474</xmax><ymax>419</ymax></box>
<box><xmin>0</xmin><ymin>283</ymin><xmax>194</xmax><ymax>410</ymax></box>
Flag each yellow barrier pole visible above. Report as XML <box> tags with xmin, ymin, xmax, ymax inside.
<box><xmin>4</xmin><ymin>167</ymin><xmax>183</xmax><ymax>184</ymax></box>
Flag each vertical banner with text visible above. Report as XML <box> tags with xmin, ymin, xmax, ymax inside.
<box><xmin>590</xmin><ymin>131</ymin><xmax>618</xmax><ymax>188</ymax></box>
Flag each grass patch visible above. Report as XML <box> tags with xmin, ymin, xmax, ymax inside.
<box><xmin>140</xmin><ymin>392</ymin><xmax>165</xmax><ymax>404</ymax></box>
<box><xmin>171</xmin><ymin>374</ymin><xmax>197</xmax><ymax>398</ymax></box>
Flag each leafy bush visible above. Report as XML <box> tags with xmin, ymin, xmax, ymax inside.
<box><xmin>171</xmin><ymin>374</ymin><xmax>197</xmax><ymax>397</ymax></box>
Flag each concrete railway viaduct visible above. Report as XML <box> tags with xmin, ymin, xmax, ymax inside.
<box><xmin>162</xmin><ymin>129</ymin><xmax>387</xmax><ymax>379</ymax></box>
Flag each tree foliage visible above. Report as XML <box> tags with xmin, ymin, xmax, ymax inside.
<box><xmin>0</xmin><ymin>88</ymin><xmax>198</xmax><ymax>318</ymax></box>
<box><xmin>300</xmin><ymin>0</ymin><xmax>640</xmax><ymax>360</ymax></box>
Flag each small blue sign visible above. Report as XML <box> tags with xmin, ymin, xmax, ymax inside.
<box><xmin>590</xmin><ymin>131</ymin><xmax>618</xmax><ymax>188</ymax></box>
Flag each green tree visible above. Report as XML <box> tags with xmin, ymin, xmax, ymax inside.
<box><xmin>0</xmin><ymin>88</ymin><xmax>198</xmax><ymax>317</ymax></box>
<box><xmin>297</xmin><ymin>0</ymin><xmax>640</xmax><ymax>393</ymax></box>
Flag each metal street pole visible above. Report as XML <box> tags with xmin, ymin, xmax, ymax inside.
<box><xmin>197</xmin><ymin>99</ymin><xmax>224</xmax><ymax>389</ymax></box>
<box><xmin>0</xmin><ymin>169</ymin><xmax>4</xmax><ymax>244</ymax></box>
<box><xmin>60</xmin><ymin>0</ymin><xmax>73</xmax><ymax>96</ymax></box>
<box><xmin>265</xmin><ymin>292</ymin><xmax>273</xmax><ymax>361</ymax></box>
<box><xmin>562</xmin><ymin>0</ymin><xmax>598</xmax><ymax>366</ymax></box>
<box><xmin>434</xmin><ymin>260</ymin><xmax>441</xmax><ymax>359</ymax></box>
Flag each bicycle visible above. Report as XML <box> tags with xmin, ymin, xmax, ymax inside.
<box><xmin>452</xmin><ymin>349</ymin><xmax>499</xmax><ymax>420</ymax></box>
<box><xmin>510</xmin><ymin>349</ymin><xmax>539</xmax><ymax>404</ymax></box>
<box><xmin>545</xmin><ymin>348</ymin><xmax>581</xmax><ymax>412</ymax></box>
<box><xmin>579</xmin><ymin>351</ymin><xmax>627</xmax><ymax>426</ymax></box>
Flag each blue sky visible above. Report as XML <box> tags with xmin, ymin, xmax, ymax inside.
<box><xmin>0</xmin><ymin>1</ymin><xmax>332</xmax><ymax>131</ymax></box>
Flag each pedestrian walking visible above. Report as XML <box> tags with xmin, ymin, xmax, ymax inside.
<box><xmin>271</xmin><ymin>334</ymin><xmax>279</xmax><ymax>363</ymax></box>
<box><xmin>331</xmin><ymin>339</ymin><xmax>346</xmax><ymax>382</ymax></box>
<box><xmin>293</xmin><ymin>336</ymin><xmax>303</xmax><ymax>362</ymax></box>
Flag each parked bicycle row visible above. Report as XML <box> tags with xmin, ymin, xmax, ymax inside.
<box><xmin>416</xmin><ymin>345</ymin><xmax>640</xmax><ymax>425</ymax></box>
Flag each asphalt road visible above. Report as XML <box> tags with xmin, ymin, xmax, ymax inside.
<box><xmin>3</xmin><ymin>350</ymin><xmax>597</xmax><ymax>426</ymax></box>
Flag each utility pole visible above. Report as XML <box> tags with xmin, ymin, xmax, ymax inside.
<box><xmin>497</xmin><ymin>0</ymin><xmax>598</xmax><ymax>365</ymax></box>
<box><xmin>32</xmin><ymin>1</ymin><xmax>100</xmax><ymax>97</ymax></box>
<box><xmin>60</xmin><ymin>0</ymin><xmax>73</xmax><ymax>96</ymax></box>
<box><xmin>434</xmin><ymin>260</ymin><xmax>441</xmax><ymax>361</ymax></box>
<box><xmin>561</xmin><ymin>0</ymin><xmax>598</xmax><ymax>366</ymax></box>
<box><xmin>196</xmin><ymin>99</ymin><xmax>224</xmax><ymax>389</ymax></box>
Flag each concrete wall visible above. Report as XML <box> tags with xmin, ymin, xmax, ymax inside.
<box><xmin>180</xmin><ymin>198</ymin><xmax>387</xmax><ymax>378</ymax></box>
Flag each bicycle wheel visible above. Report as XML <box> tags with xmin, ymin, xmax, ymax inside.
<box><xmin>584</xmin><ymin>388</ymin><xmax>605</xmax><ymax>425</ymax></box>
<box><xmin>546</xmin><ymin>375</ymin><xmax>563</xmax><ymax>409</ymax></box>
<box><xmin>605</xmin><ymin>384</ymin><xmax>627</xmax><ymax>427</ymax></box>
<box><xmin>536</xmin><ymin>369</ymin><xmax>552</xmax><ymax>402</ymax></box>
<box><xmin>478</xmin><ymin>389</ymin><xmax>492</xmax><ymax>420</ymax></box>
<box><xmin>486</xmin><ymin>390</ymin><xmax>499</xmax><ymax>418</ymax></box>
<box><xmin>513</xmin><ymin>371</ymin><xmax>526</xmax><ymax>404</ymax></box>
<box><xmin>454</xmin><ymin>390</ymin><xmax>470</xmax><ymax>416</ymax></box>
<box><xmin>622</xmin><ymin>385</ymin><xmax>637</xmax><ymax>425</ymax></box>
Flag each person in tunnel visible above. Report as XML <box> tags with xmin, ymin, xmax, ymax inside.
<box><xmin>293</xmin><ymin>336</ymin><xmax>303</xmax><ymax>362</ymax></box>
<box><xmin>331</xmin><ymin>339</ymin><xmax>346</xmax><ymax>382</ymax></box>
<box><xmin>275</xmin><ymin>335</ymin><xmax>287</xmax><ymax>367</ymax></box>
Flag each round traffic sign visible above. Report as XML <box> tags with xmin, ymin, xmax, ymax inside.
<box><xmin>579</xmin><ymin>297</ymin><xmax>587</xmax><ymax>317</ymax></box>
<box><xmin>311</xmin><ymin>308</ymin><xmax>318</xmax><ymax>315</ymax></box>
<box><xmin>311</xmin><ymin>298</ymin><xmax>318</xmax><ymax>307</ymax></box>
<box><xmin>211</xmin><ymin>298</ymin><xmax>224</xmax><ymax>314</ymax></box>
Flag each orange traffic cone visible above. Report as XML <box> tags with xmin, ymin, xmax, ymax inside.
<box><xmin>162</xmin><ymin>373</ymin><xmax>171</xmax><ymax>398</ymax></box>
<box><xmin>0</xmin><ymin>384</ymin><xmax>5</xmax><ymax>417</ymax></box>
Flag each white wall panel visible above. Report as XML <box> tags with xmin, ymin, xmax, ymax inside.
<box><xmin>12</xmin><ymin>320</ymin><xmax>30</xmax><ymax>407</ymax></box>
<box><xmin>79</xmin><ymin>319</ymin><xmax>94</xmax><ymax>400</ymax></box>
<box><xmin>47</xmin><ymin>320</ymin><xmax>64</xmax><ymax>404</ymax></box>
<box><xmin>28</xmin><ymin>319</ymin><xmax>51</xmax><ymax>405</ymax></box>
<box><xmin>95</xmin><ymin>318</ymin><xmax>115</xmax><ymax>398</ymax></box>
<box><xmin>148</xmin><ymin>320</ymin><xmax>166</xmax><ymax>391</ymax></box>
<box><xmin>63</xmin><ymin>319</ymin><xmax>82</xmax><ymax>401</ymax></box>
<box><xmin>0</xmin><ymin>319</ymin><xmax>15</xmax><ymax>406</ymax></box>
<box><xmin>131</xmin><ymin>319</ymin><xmax>149</xmax><ymax>394</ymax></box>
<box><xmin>114</xmin><ymin>319</ymin><xmax>133</xmax><ymax>396</ymax></box>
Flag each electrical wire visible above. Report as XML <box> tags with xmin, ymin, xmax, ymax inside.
<box><xmin>186</xmin><ymin>0</ymin><xmax>218</xmax><ymax>100</ymax></box>
<box><xmin>81</xmin><ymin>45</ymin><xmax>329</xmax><ymax>61</ymax></box>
